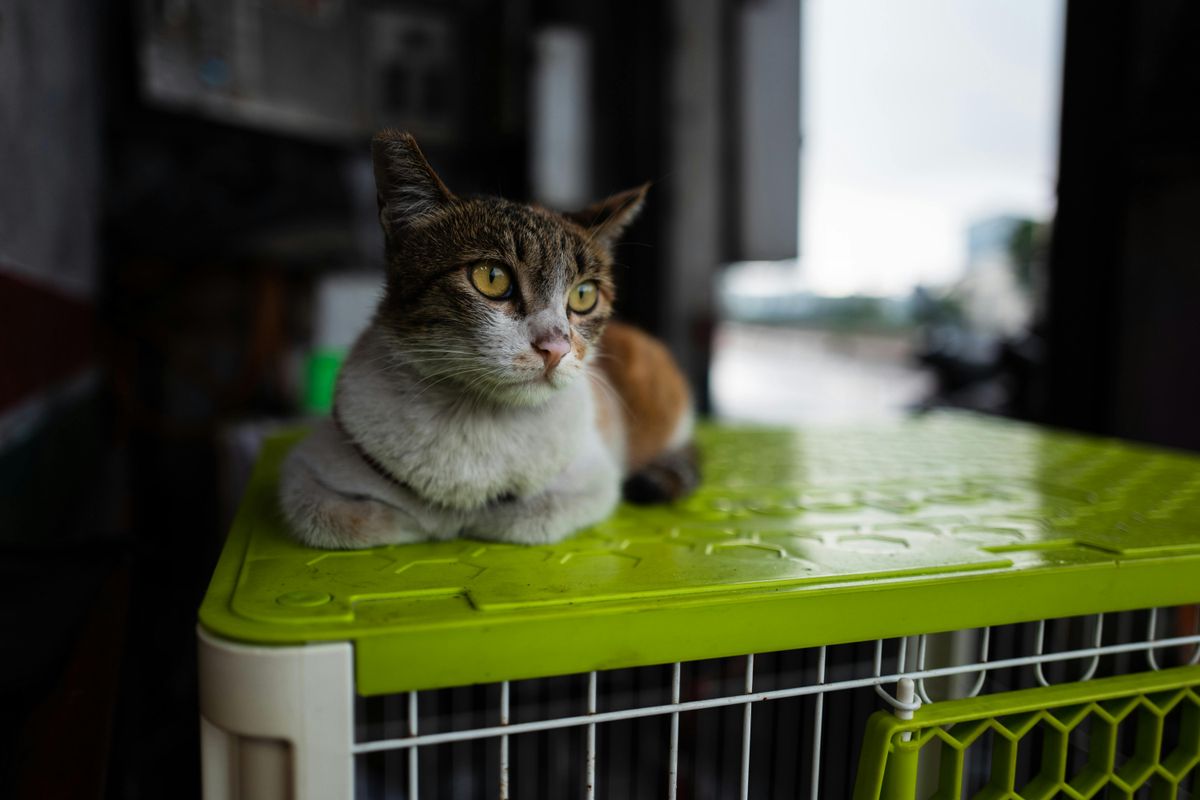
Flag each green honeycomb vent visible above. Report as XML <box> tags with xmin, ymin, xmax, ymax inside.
<box><xmin>854</xmin><ymin>665</ymin><xmax>1200</xmax><ymax>800</ymax></box>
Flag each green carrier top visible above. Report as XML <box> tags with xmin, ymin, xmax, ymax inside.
<box><xmin>199</xmin><ymin>412</ymin><xmax>1200</xmax><ymax>696</ymax></box>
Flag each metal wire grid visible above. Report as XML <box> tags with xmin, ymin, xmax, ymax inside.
<box><xmin>353</xmin><ymin>605</ymin><xmax>1200</xmax><ymax>799</ymax></box>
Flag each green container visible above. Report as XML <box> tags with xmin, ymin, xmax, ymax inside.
<box><xmin>302</xmin><ymin>347</ymin><xmax>345</xmax><ymax>414</ymax></box>
<box><xmin>199</xmin><ymin>412</ymin><xmax>1200</xmax><ymax>697</ymax></box>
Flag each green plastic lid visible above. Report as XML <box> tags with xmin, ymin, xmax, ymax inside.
<box><xmin>199</xmin><ymin>412</ymin><xmax>1200</xmax><ymax>696</ymax></box>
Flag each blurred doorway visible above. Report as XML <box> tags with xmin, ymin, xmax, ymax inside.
<box><xmin>712</xmin><ymin>0</ymin><xmax>1066</xmax><ymax>425</ymax></box>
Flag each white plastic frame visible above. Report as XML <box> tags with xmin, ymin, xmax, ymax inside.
<box><xmin>198</xmin><ymin>626</ymin><xmax>355</xmax><ymax>800</ymax></box>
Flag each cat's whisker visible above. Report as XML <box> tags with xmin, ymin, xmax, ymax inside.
<box><xmin>354</xmin><ymin>349</ymin><xmax>480</xmax><ymax>368</ymax></box>
<box><xmin>409</xmin><ymin>365</ymin><xmax>489</xmax><ymax>386</ymax></box>
<box><xmin>415</xmin><ymin>368</ymin><xmax>493</xmax><ymax>389</ymax></box>
<box><xmin>410</xmin><ymin>366</ymin><xmax>498</xmax><ymax>402</ymax></box>
<box><xmin>588</xmin><ymin>370</ymin><xmax>634</xmax><ymax>419</ymax></box>
<box><xmin>432</xmin><ymin>370</ymin><xmax>501</xmax><ymax>407</ymax></box>
<box><xmin>409</xmin><ymin>361</ymin><xmax>481</xmax><ymax>375</ymax></box>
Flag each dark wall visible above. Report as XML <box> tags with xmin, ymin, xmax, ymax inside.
<box><xmin>535</xmin><ymin>0</ymin><xmax>673</xmax><ymax>338</ymax></box>
<box><xmin>1046</xmin><ymin>0</ymin><xmax>1200</xmax><ymax>452</ymax></box>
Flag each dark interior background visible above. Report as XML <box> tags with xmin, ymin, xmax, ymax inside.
<box><xmin>1</xmin><ymin>0</ymin><xmax>1198</xmax><ymax>796</ymax></box>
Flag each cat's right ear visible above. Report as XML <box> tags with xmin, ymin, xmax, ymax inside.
<box><xmin>371</xmin><ymin>130</ymin><xmax>455</xmax><ymax>236</ymax></box>
<box><xmin>564</xmin><ymin>183</ymin><xmax>650</xmax><ymax>248</ymax></box>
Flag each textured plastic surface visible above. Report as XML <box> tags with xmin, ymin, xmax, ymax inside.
<box><xmin>853</xmin><ymin>665</ymin><xmax>1200</xmax><ymax>799</ymax></box>
<box><xmin>199</xmin><ymin>413</ymin><xmax>1200</xmax><ymax>695</ymax></box>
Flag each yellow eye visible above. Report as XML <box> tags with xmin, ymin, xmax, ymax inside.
<box><xmin>469</xmin><ymin>263</ymin><xmax>513</xmax><ymax>299</ymax></box>
<box><xmin>568</xmin><ymin>280</ymin><xmax>599</xmax><ymax>313</ymax></box>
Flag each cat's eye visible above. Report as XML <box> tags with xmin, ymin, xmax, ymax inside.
<box><xmin>469</xmin><ymin>263</ymin><xmax>513</xmax><ymax>299</ymax></box>
<box><xmin>568</xmin><ymin>280</ymin><xmax>599</xmax><ymax>313</ymax></box>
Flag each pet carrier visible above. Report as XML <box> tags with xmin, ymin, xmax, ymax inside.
<box><xmin>198</xmin><ymin>412</ymin><xmax>1200</xmax><ymax>799</ymax></box>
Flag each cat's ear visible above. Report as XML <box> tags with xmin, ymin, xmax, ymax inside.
<box><xmin>565</xmin><ymin>183</ymin><xmax>650</xmax><ymax>247</ymax></box>
<box><xmin>371</xmin><ymin>130</ymin><xmax>455</xmax><ymax>235</ymax></box>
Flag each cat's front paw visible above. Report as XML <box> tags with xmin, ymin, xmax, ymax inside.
<box><xmin>465</xmin><ymin>515</ymin><xmax>576</xmax><ymax>546</ymax></box>
<box><xmin>464</xmin><ymin>493</ymin><xmax>610</xmax><ymax>545</ymax></box>
<box><xmin>461</xmin><ymin>458</ymin><xmax>620</xmax><ymax>546</ymax></box>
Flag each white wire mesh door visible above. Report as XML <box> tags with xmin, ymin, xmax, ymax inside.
<box><xmin>352</xmin><ymin>604</ymin><xmax>1200</xmax><ymax>799</ymax></box>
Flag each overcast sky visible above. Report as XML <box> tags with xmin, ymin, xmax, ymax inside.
<box><xmin>800</xmin><ymin>0</ymin><xmax>1066</xmax><ymax>295</ymax></box>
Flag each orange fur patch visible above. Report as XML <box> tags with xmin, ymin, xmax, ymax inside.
<box><xmin>596</xmin><ymin>321</ymin><xmax>692</xmax><ymax>471</ymax></box>
<box><xmin>590</xmin><ymin>370</ymin><xmax>624</xmax><ymax>457</ymax></box>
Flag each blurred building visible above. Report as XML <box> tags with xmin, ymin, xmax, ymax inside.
<box><xmin>957</xmin><ymin>216</ymin><xmax>1037</xmax><ymax>341</ymax></box>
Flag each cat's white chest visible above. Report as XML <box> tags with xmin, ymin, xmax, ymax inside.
<box><xmin>400</xmin><ymin>392</ymin><xmax>588</xmax><ymax>506</ymax></box>
<box><xmin>335</xmin><ymin>334</ymin><xmax>594</xmax><ymax>509</ymax></box>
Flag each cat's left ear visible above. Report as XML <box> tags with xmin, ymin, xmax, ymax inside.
<box><xmin>565</xmin><ymin>183</ymin><xmax>650</xmax><ymax>247</ymax></box>
<box><xmin>371</xmin><ymin>129</ymin><xmax>455</xmax><ymax>236</ymax></box>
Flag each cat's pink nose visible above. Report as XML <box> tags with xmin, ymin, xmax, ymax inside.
<box><xmin>533</xmin><ymin>335</ymin><xmax>571</xmax><ymax>374</ymax></box>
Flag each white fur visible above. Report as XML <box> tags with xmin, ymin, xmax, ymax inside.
<box><xmin>279</xmin><ymin>324</ymin><xmax>624</xmax><ymax>549</ymax></box>
<box><xmin>666</xmin><ymin>405</ymin><xmax>695</xmax><ymax>453</ymax></box>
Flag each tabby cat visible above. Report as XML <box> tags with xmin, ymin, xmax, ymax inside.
<box><xmin>279</xmin><ymin>130</ymin><xmax>698</xmax><ymax>548</ymax></box>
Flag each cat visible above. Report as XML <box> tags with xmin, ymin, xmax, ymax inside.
<box><xmin>279</xmin><ymin>130</ymin><xmax>698</xmax><ymax>549</ymax></box>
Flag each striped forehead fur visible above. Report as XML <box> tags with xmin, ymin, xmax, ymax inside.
<box><xmin>378</xmin><ymin>196</ymin><xmax>616</xmax><ymax>319</ymax></box>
